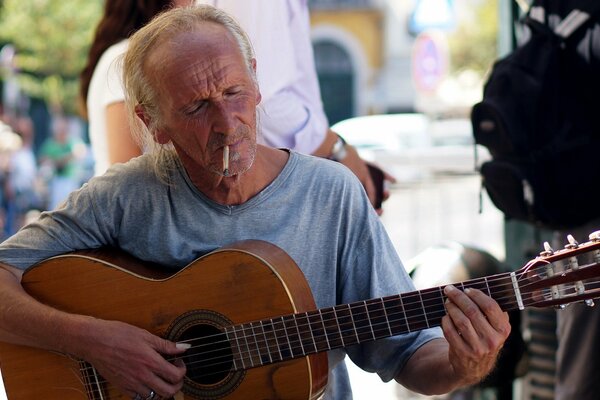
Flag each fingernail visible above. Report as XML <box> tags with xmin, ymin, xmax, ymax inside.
<box><xmin>176</xmin><ymin>342</ymin><xmax>191</xmax><ymax>350</ymax></box>
<box><xmin>444</xmin><ymin>285</ymin><xmax>456</xmax><ymax>294</ymax></box>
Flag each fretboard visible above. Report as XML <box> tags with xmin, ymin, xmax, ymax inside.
<box><xmin>225</xmin><ymin>272</ymin><xmax>518</xmax><ymax>371</ymax></box>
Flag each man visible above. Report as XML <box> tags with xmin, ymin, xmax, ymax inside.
<box><xmin>0</xmin><ymin>6</ymin><xmax>510</xmax><ymax>400</ymax></box>
<box><xmin>195</xmin><ymin>0</ymin><xmax>391</xmax><ymax>213</ymax></box>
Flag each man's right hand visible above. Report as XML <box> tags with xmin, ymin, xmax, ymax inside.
<box><xmin>78</xmin><ymin>318</ymin><xmax>189</xmax><ymax>399</ymax></box>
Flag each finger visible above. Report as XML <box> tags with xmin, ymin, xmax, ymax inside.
<box><xmin>145</xmin><ymin>374</ymin><xmax>185</xmax><ymax>399</ymax></box>
<box><xmin>443</xmin><ymin>285</ymin><xmax>487</xmax><ymax>339</ymax></box>
<box><xmin>163</xmin><ymin>341</ymin><xmax>192</xmax><ymax>356</ymax></box>
<box><xmin>441</xmin><ymin>313</ymin><xmax>467</xmax><ymax>345</ymax></box>
<box><xmin>464</xmin><ymin>289</ymin><xmax>511</xmax><ymax>336</ymax></box>
<box><xmin>444</xmin><ymin>297</ymin><xmax>477</xmax><ymax>343</ymax></box>
<box><xmin>383</xmin><ymin>169</ymin><xmax>397</xmax><ymax>183</ymax></box>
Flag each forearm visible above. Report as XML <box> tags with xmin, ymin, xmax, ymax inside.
<box><xmin>395</xmin><ymin>338</ymin><xmax>471</xmax><ymax>395</ymax></box>
<box><xmin>106</xmin><ymin>101</ymin><xmax>142</xmax><ymax>165</ymax></box>
<box><xmin>310</xmin><ymin>128</ymin><xmax>339</xmax><ymax>158</ymax></box>
<box><xmin>0</xmin><ymin>265</ymin><xmax>92</xmax><ymax>358</ymax></box>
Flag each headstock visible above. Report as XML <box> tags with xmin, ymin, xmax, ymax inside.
<box><xmin>514</xmin><ymin>231</ymin><xmax>600</xmax><ymax>310</ymax></box>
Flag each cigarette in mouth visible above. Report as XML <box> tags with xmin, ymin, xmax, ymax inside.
<box><xmin>223</xmin><ymin>145</ymin><xmax>230</xmax><ymax>176</ymax></box>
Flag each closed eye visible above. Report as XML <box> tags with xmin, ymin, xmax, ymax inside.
<box><xmin>185</xmin><ymin>101</ymin><xmax>207</xmax><ymax>115</ymax></box>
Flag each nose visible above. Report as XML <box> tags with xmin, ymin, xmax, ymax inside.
<box><xmin>210</xmin><ymin>101</ymin><xmax>237</xmax><ymax>137</ymax></box>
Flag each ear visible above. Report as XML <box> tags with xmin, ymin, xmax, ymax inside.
<box><xmin>135</xmin><ymin>104</ymin><xmax>170</xmax><ymax>144</ymax></box>
<box><xmin>250</xmin><ymin>58</ymin><xmax>262</xmax><ymax>105</ymax></box>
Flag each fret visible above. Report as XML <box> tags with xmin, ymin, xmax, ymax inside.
<box><xmin>321</xmin><ymin>307</ymin><xmax>344</xmax><ymax>349</ymax></box>
<box><xmin>463</xmin><ymin>278</ymin><xmax>489</xmax><ymax>294</ymax></box>
<box><xmin>420</xmin><ymin>288</ymin><xmax>445</xmax><ymax>328</ymax></box>
<box><xmin>226</xmin><ymin>326</ymin><xmax>246</xmax><ymax>370</ymax></box>
<box><xmin>346</xmin><ymin>304</ymin><xmax>361</xmax><ymax>343</ymax></box>
<box><xmin>332</xmin><ymin>308</ymin><xmax>346</xmax><ymax>347</ymax></box>
<box><xmin>381</xmin><ymin>299</ymin><xmax>393</xmax><ymax>337</ymax></box>
<box><xmin>399</xmin><ymin>295</ymin><xmax>411</xmax><ymax>332</ymax></box>
<box><xmin>260</xmin><ymin>320</ymin><xmax>278</xmax><ymax>363</ymax></box>
<box><xmin>403</xmin><ymin>292</ymin><xmax>429</xmax><ymax>332</ymax></box>
<box><xmin>273</xmin><ymin>317</ymin><xmax>292</xmax><ymax>360</ymax></box>
<box><xmin>269</xmin><ymin>318</ymin><xmax>284</xmax><ymax>361</ymax></box>
<box><xmin>384</xmin><ymin>295</ymin><xmax>409</xmax><ymax>336</ymax></box>
<box><xmin>250</xmin><ymin>322</ymin><xmax>271</xmax><ymax>365</ymax></box>
<box><xmin>493</xmin><ymin>275</ymin><xmax>518</xmax><ymax>310</ymax></box>
<box><xmin>292</xmin><ymin>316</ymin><xmax>306</xmax><ymax>355</ymax></box>
<box><xmin>416</xmin><ymin>291</ymin><xmax>429</xmax><ymax>329</ymax></box>
<box><xmin>241</xmin><ymin>323</ymin><xmax>261</xmax><ymax>367</ymax></box>
<box><xmin>365</xmin><ymin>299</ymin><xmax>392</xmax><ymax>339</ymax></box>
<box><xmin>353</xmin><ymin>302</ymin><xmax>375</xmax><ymax>342</ymax></box>
<box><xmin>484</xmin><ymin>276</ymin><xmax>492</xmax><ymax>297</ymax></box>
<box><xmin>296</xmin><ymin>312</ymin><xmax>318</xmax><ymax>354</ymax></box>
<box><xmin>308</xmin><ymin>310</ymin><xmax>330</xmax><ymax>352</ymax></box>
<box><xmin>333</xmin><ymin>304</ymin><xmax>359</xmax><ymax>346</ymax></box>
<box><xmin>283</xmin><ymin>315</ymin><xmax>304</xmax><ymax>358</ymax></box>
<box><xmin>79</xmin><ymin>360</ymin><xmax>107</xmax><ymax>400</ymax></box>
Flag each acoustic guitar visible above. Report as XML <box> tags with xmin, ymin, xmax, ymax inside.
<box><xmin>1</xmin><ymin>236</ymin><xmax>600</xmax><ymax>399</ymax></box>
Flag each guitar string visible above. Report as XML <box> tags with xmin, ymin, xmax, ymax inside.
<box><xmin>80</xmin><ymin>278</ymin><xmax>600</xmax><ymax>399</ymax></box>
<box><xmin>79</xmin><ymin>280</ymin><xmax>600</xmax><ymax>398</ymax></box>
<box><xmin>77</xmin><ymin>263</ymin><xmax>594</xmax><ymax>377</ymax></box>
<box><xmin>79</xmin><ymin>254</ymin><xmax>592</xmax><ymax>370</ymax></box>
<box><xmin>78</xmin><ymin>269</ymin><xmax>600</xmax><ymax>389</ymax></box>
<box><xmin>78</xmin><ymin>261</ymin><xmax>551</xmax><ymax>366</ymax></box>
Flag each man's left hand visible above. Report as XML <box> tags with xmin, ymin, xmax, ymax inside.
<box><xmin>442</xmin><ymin>284</ymin><xmax>511</xmax><ymax>386</ymax></box>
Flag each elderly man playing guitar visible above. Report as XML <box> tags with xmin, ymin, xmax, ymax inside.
<box><xmin>0</xmin><ymin>5</ymin><xmax>511</xmax><ymax>400</ymax></box>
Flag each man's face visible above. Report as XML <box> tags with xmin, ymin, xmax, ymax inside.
<box><xmin>148</xmin><ymin>24</ymin><xmax>261</xmax><ymax>177</ymax></box>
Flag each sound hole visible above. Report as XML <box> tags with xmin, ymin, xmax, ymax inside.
<box><xmin>179</xmin><ymin>324</ymin><xmax>232</xmax><ymax>384</ymax></box>
<box><xmin>165</xmin><ymin>310</ymin><xmax>245</xmax><ymax>399</ymax></box>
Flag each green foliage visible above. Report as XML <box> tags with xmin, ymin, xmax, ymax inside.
<box><xmin>447</xmin><ymin>0</ymin><xmax>499</xmax><ymax>75</ymax></box>
<box><xmin>0</xmin><ymin>0</ymin><xmax>103</xmax><ymax>114</ymax></box>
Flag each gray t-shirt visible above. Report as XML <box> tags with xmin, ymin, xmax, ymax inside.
<box><xmin>0</xmin><ymin>151</ymin><xmax>442</xmax><ymax>399</ymax></box>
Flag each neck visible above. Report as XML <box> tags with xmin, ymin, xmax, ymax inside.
<box><xmin>190</xmin><ymin>146</ymin><xmax>288</xmax><ymax>205</ymax></box>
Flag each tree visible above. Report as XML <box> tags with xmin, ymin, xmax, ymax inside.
<box><xmin>447</xmin><ymin>0</ymin><xmax>498</xmax><ymax>75</ymax></box>
<box><xmin>0</xmin><ymin>0</ymin><xmax>102</xmax><ymax>115</ymax></box>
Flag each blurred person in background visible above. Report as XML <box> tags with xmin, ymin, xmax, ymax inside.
<box><xmin>0</xmin><ymin>117</ymin><xmax>23</xmax><ymax>239</ymax></box>
<box><xmin>38</xmin><ymin>116</ymin><xmax>86</xmax><ymax>210</ymax></box>
<box><xmin>79</xmin><ymin>0</ymin><xmax>196</xmax><ymax>177</ymax></box>
<box><xmin>3</xmin><ymin>116</ymin><xmax>40</xmax><ymax>236</ymax></box>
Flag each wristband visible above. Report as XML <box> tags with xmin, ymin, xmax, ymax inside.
<box><xmin>328</xmin><ymin>135</ymin><xmax>348</xmax><ymax>161</ymax></box>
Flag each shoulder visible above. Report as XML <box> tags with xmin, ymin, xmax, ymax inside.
<box><xmin>288</xmin><ymin>151</ymin><xmax>367</xmax><ymax>204</ymax></box>
<box><xmin>88</xmin><ymin>155</ymin><xmax>163</xmax><ymax>196</ymax></box>
<box><xmin>291</xmin><ymin>151</ymin><xmax>359</xmax><ymax>183</ymax></box>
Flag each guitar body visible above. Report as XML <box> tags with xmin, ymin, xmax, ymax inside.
<box><xmin>0</xmin><ymin>241</ymin><xmax>328</xmax><ymax>399</ymax></box>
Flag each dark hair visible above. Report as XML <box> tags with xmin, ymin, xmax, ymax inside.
<box><xmin>78</xmin><ymin>0</ymin><xmax>173</xmax><ymax>118</ymax></box>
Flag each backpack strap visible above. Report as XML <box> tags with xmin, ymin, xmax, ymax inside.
<box><xmin>528</xmin><ymin>0</ymin><xmax>600</xmax><ymax>39</ymax></box>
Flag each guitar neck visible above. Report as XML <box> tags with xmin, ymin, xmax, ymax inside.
<box><xmin>225</xmin><ymin>272</ymin><xmax>517</xmax><ymax>370</ymax></box>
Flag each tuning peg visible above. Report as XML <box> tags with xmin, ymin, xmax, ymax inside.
<box><xmin>540</xmin><ymin>242</ymin><xmax>554</xmax><ymax>256</ymax></box>
<box><xmin>589</xmin><ymin>231</ymin><xmax>600</xmax><ymax>242</ymax></box>
<box><xmin>586</xmin><ymin>299</ymin><xmax>595</xmax><ymax>307</ymax></box>
<box><xmin>565</xmin><ymin>234</ymin><xmax>579</xmax><ymax>249</ymax></box>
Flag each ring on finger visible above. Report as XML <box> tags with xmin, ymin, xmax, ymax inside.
<box><xmin>146</xmin><ymin>390</ymin><xmax>156</xmax><ymax>400</ymax></box>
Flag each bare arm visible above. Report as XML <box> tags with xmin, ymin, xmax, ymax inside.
<box><xmin>106</xmin><ymin>101</ymin><xmax>142</xmax><ymax>165</ymax></box>
<box><xmin>313</xmin><ymin>128</ymin><xmax>396</xmax><ymax>214</ymax></box>
<box><xmin>0</xmin><ymin>263</ymin><xmax>187</xmax><ymax>398</ymax></box>
<box><xmin>396</xmin><ymin>285</ymin><xmax>511</xmax><ymax>395</ymax></box>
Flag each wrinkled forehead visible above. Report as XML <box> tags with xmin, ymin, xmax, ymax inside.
<box><xmin>145</xmin><ymin>22</ymin><xmax>245</xmax><ymax>83</ymax></box>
